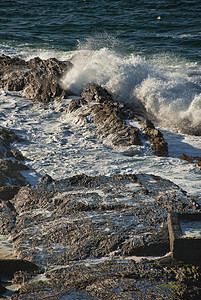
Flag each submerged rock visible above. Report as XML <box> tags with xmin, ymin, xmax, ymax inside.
<box><xmin>0</xmin><ymin>54</ymin><xmax>72</xmax><ymax>103</ymax></box>
<box><xmin>67</xmin><ymin>83</ymin><xmax>168</xmax><ymax>156</ymax></box>
<box><xmin>179</xmin><ymin>153</ymin><xmax>201</xmax><ymax>168</ymax></box>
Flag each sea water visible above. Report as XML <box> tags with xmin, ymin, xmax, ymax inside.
<box><xmin>0</xmin><ymin>0</ymin><xmax>201</xmax><ymax>195</ymax></box>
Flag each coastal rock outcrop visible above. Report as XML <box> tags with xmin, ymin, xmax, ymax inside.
<box><xmin>1</xmin><ymin>173</ymin><xmax>200</xmax><ymax>298</ymax></box>
<box><xmin>0</xmin><ymin>127</ymin><xmax>29</xmax><ymax>202</ymax></box>
<box><xmin>0</xmin><ymin>55</ymin><xmax>72</xmax><ymax>103</ymax></box>
<box><xmin>67</xmin><ymin>83</ymin><xmax>168</xmax><ymax>156</ymax></box>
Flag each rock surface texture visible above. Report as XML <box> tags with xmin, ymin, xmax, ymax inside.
<box><xmin>1</xmin><ymin>173</ymin><xmax>201</xmax><ymax>299</ymax></box>
<box><xmin>67</xmin><ymin>84</ymin><xmax>168</xmax><ymax>156</ymax></box>
<box><xmin>0</xmin><ymin>55</ymin><xmax>72</xmax><ymax>103</ymax></box>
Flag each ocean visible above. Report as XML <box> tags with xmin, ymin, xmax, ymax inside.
<box><xmin>0</xmin><ymin>0</ymin><xmax>201</xmax><ymax>195</ymax></box>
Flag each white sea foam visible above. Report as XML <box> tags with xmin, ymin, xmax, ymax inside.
<box><xmin>0</xmin><ymin>91</ymin><xmax>201</xmax><ymax>195</ymax></box>
<box><xmin>61</xmin><ymin>46</ymin><xmax>201</xmax><ymax>133</ymax></box>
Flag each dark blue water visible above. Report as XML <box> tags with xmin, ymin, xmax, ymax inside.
<box><xmin>1</xmin><ymin>0</ymin><xmax>201</xmax><ymax>61</ymax></box>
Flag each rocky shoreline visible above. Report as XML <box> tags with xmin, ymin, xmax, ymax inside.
<box><xmin>0</xmin><ymin>55</ymin><xmax>201</xmax><ymax>299</ymax></box>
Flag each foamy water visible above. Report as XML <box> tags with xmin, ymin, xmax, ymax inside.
<box><xmin>0</xmin><ymin>46</ymin><xmax>201</xmax><ymax>195</ymax></box>
<box><xmin>61</xmin><ymin>48</ymin><xmax>201</xmax><ymax>134</ymax></box>
<box><xmin>0</xmin><ymin>91</ymin><xmax>201</xmax><ymax>195</ymax></box>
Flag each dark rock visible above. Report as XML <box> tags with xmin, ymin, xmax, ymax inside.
<box><xmin>0</xmin><ymin>127</ymin><xmax>21</xmax><ymax>145</ymax></box>
<box><xmin>139</xmin><ymin>119</ymin><xmax>168</xmax><ymax>156</ymax></box>
<box><xmin>9</xmin><ymin>259</ymin><xmax>201</xmax><ymax>300</ymax></box>
<box><xmin>0</xmin><ymin>259</ymin><xmax>39</xmax><ymax>277</ymax></box>
<box><xmin>0</xmin><ymin>199</ymin><xmax>16</xmax><ymax>234</ymax></box>
<box><xmin>0</xmin><ymin>159</ymin><xmax>29</xmax><ymax>188</ymax></box>
<box><xmin>0</xmin><ymin>185</ymin><xmax>20</xmax><ymax>200</ymax></box>
<box><xmin>0</xmin><ymin>55</ymin><xmax>73</xmax><ymax>103</ymax></box>
<box><xmin>7</xmin><ymin>149</ymin><xmax>25</xmax><ymax>161</ymax></box>
<box><xmin>0</xmin><ymin>279</ymin><xmax>6</xmax><ymax>295</ymax></box>
<box><xmin>39</xmin><ymin>174</ymin><xmax>53</xmax><ymax>184</ymax></box>
<box><xmin>0</xmin><ymin>127</ymin><xmax>25</xmax><ymax>162</ymax></box>
<box><xmin>0</xmin><ymin>159</ymin><xmax>29</xmax><ymax>172</ymax></box>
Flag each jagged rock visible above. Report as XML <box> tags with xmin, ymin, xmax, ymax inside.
<box><xmin>81</xmin><ymin>83</ymin><xmax>114</xmax><ymax>103</ymax></box>
<box><xmin>0</xmin><ymin>54</ymin><xmax>73</xmax><ymax>103</ymax></box>
<box><xmin>66</xmin><ymin>83</ymin><xmax>168</xmax><ymax>156</ymax></box>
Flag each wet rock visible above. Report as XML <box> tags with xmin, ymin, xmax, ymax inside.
<box><xmin>81</xmin><ymin>83</ymin><xmax>114</xmax><ymax>103</ymax></box>
<box><xmin>0</xmin><ymin>127</ymin><xmax>21</xmax><ymax>146</ymax></box>
<box><xmin>67</xmin><ymin>84</ymin><xmax>167</xmax><ymax>156</ymax></box>
<box><xmin>139</xmin><ymin>119</ymin><xmax>168</xmax><ymax>157</ymax></box>
<box><xmin>0</xmin><ymin>159</ymin><xmax>29</xmax><ymax>199</ymax></box>
<box><xmin>179</xmin><ymin>153</ymin><xmax>201</xmax><ymax>168</ymax></box>
<box><xmin>0</xmin><ymin>126</ymin><xmax>26</xmax><ymax>163</ymax></box>
<box><xmin>7</xmin><ymin>149</ymin><xmax>25</xmax><ymax>161</ymax></box>
<box><xmin>0</xmin><ymin>127</ymin><xmax>21</xmax><ymax>159</ymax></box>
<box><xmin>0</xmin><ymin>54</ymin><xmax>73</xmax><ymax>103</ymax></box>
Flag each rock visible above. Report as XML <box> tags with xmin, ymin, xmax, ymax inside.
<box><xmin>0</xmin><ymin>173</ymin><xmax>200</xmax><ymax>299</ymax></box>
<box><xmin>0</xmin><ymin>55</ymin><xmax>73</xmax><ymax>103</ymax></box>
<box><xmin>0</xmin><ymin>185</ymin><xmax>20</xmax><ymax>200</ymax></box>
<box><xmin>0</xmin><ymin>127</ymin><xmax>21</xmax><ymax>159</ymax></box>
<box><xmin>0</xmin><ymin>159</ymin><xmax>29</xmax><ymax>192</ymax></box>
<box><xmin>4</xmin><ymin>173</ymin><xmax>198</xmax><ymax>265</ymax></box>
<box><xmin>179</xmin><ymin>153</ymin><xmax>201</xmax><ymax>168</ymax></box>
<box><xmin>0</xmin><ymin>199</ymin><xmax>16</xmax><ymax>234</ymax></box>
<box><xmin>39</xmin><ymin>174</ymin><xmax>53</xmax><ymax>184</ymax></box>
<box><xmin>0</xmin><ymin>279</ymin><xmax>6</xmax><ymax>296</ymax></box>
<box><xmin>9</xmin><ymin>256</ymin><xmax>201</xmax><ymax>299</ymax></box>
<box><xmin>0</xmin><ymin>259</ymin><xmax>39</xmax><ymax>277</ymax></box>
<box><xmin>139</xmin><ymin>119</ymin><xmax>168</xmax><ymax>157</ymax></box>
<box><xmin>81</xmin><ymin>83</ymin><xmax>114</xmax><ymax>103</ymax></box>
<box><xmin>7</xmin><ymin>149</ymin><xmax>25</xmax><ymax>161</ymax></box>
<box><xmin>0</xmin><ymin>127</ymin><xmax>21</xmax><ymax>145</ymax></box>
<box><xmin>0</xmin><ymin>127</ymin><xmax>25</xmax><ymax>162</ymax></box>
<box><xmin>66</xmin><ymin>84</ymin><xmax>168</xmax><ymax>156</ymax></box>
<box><xmin>0</xmin><ymin>128</ymin><xmax>29</xmax><ymax>201</ymax></box>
